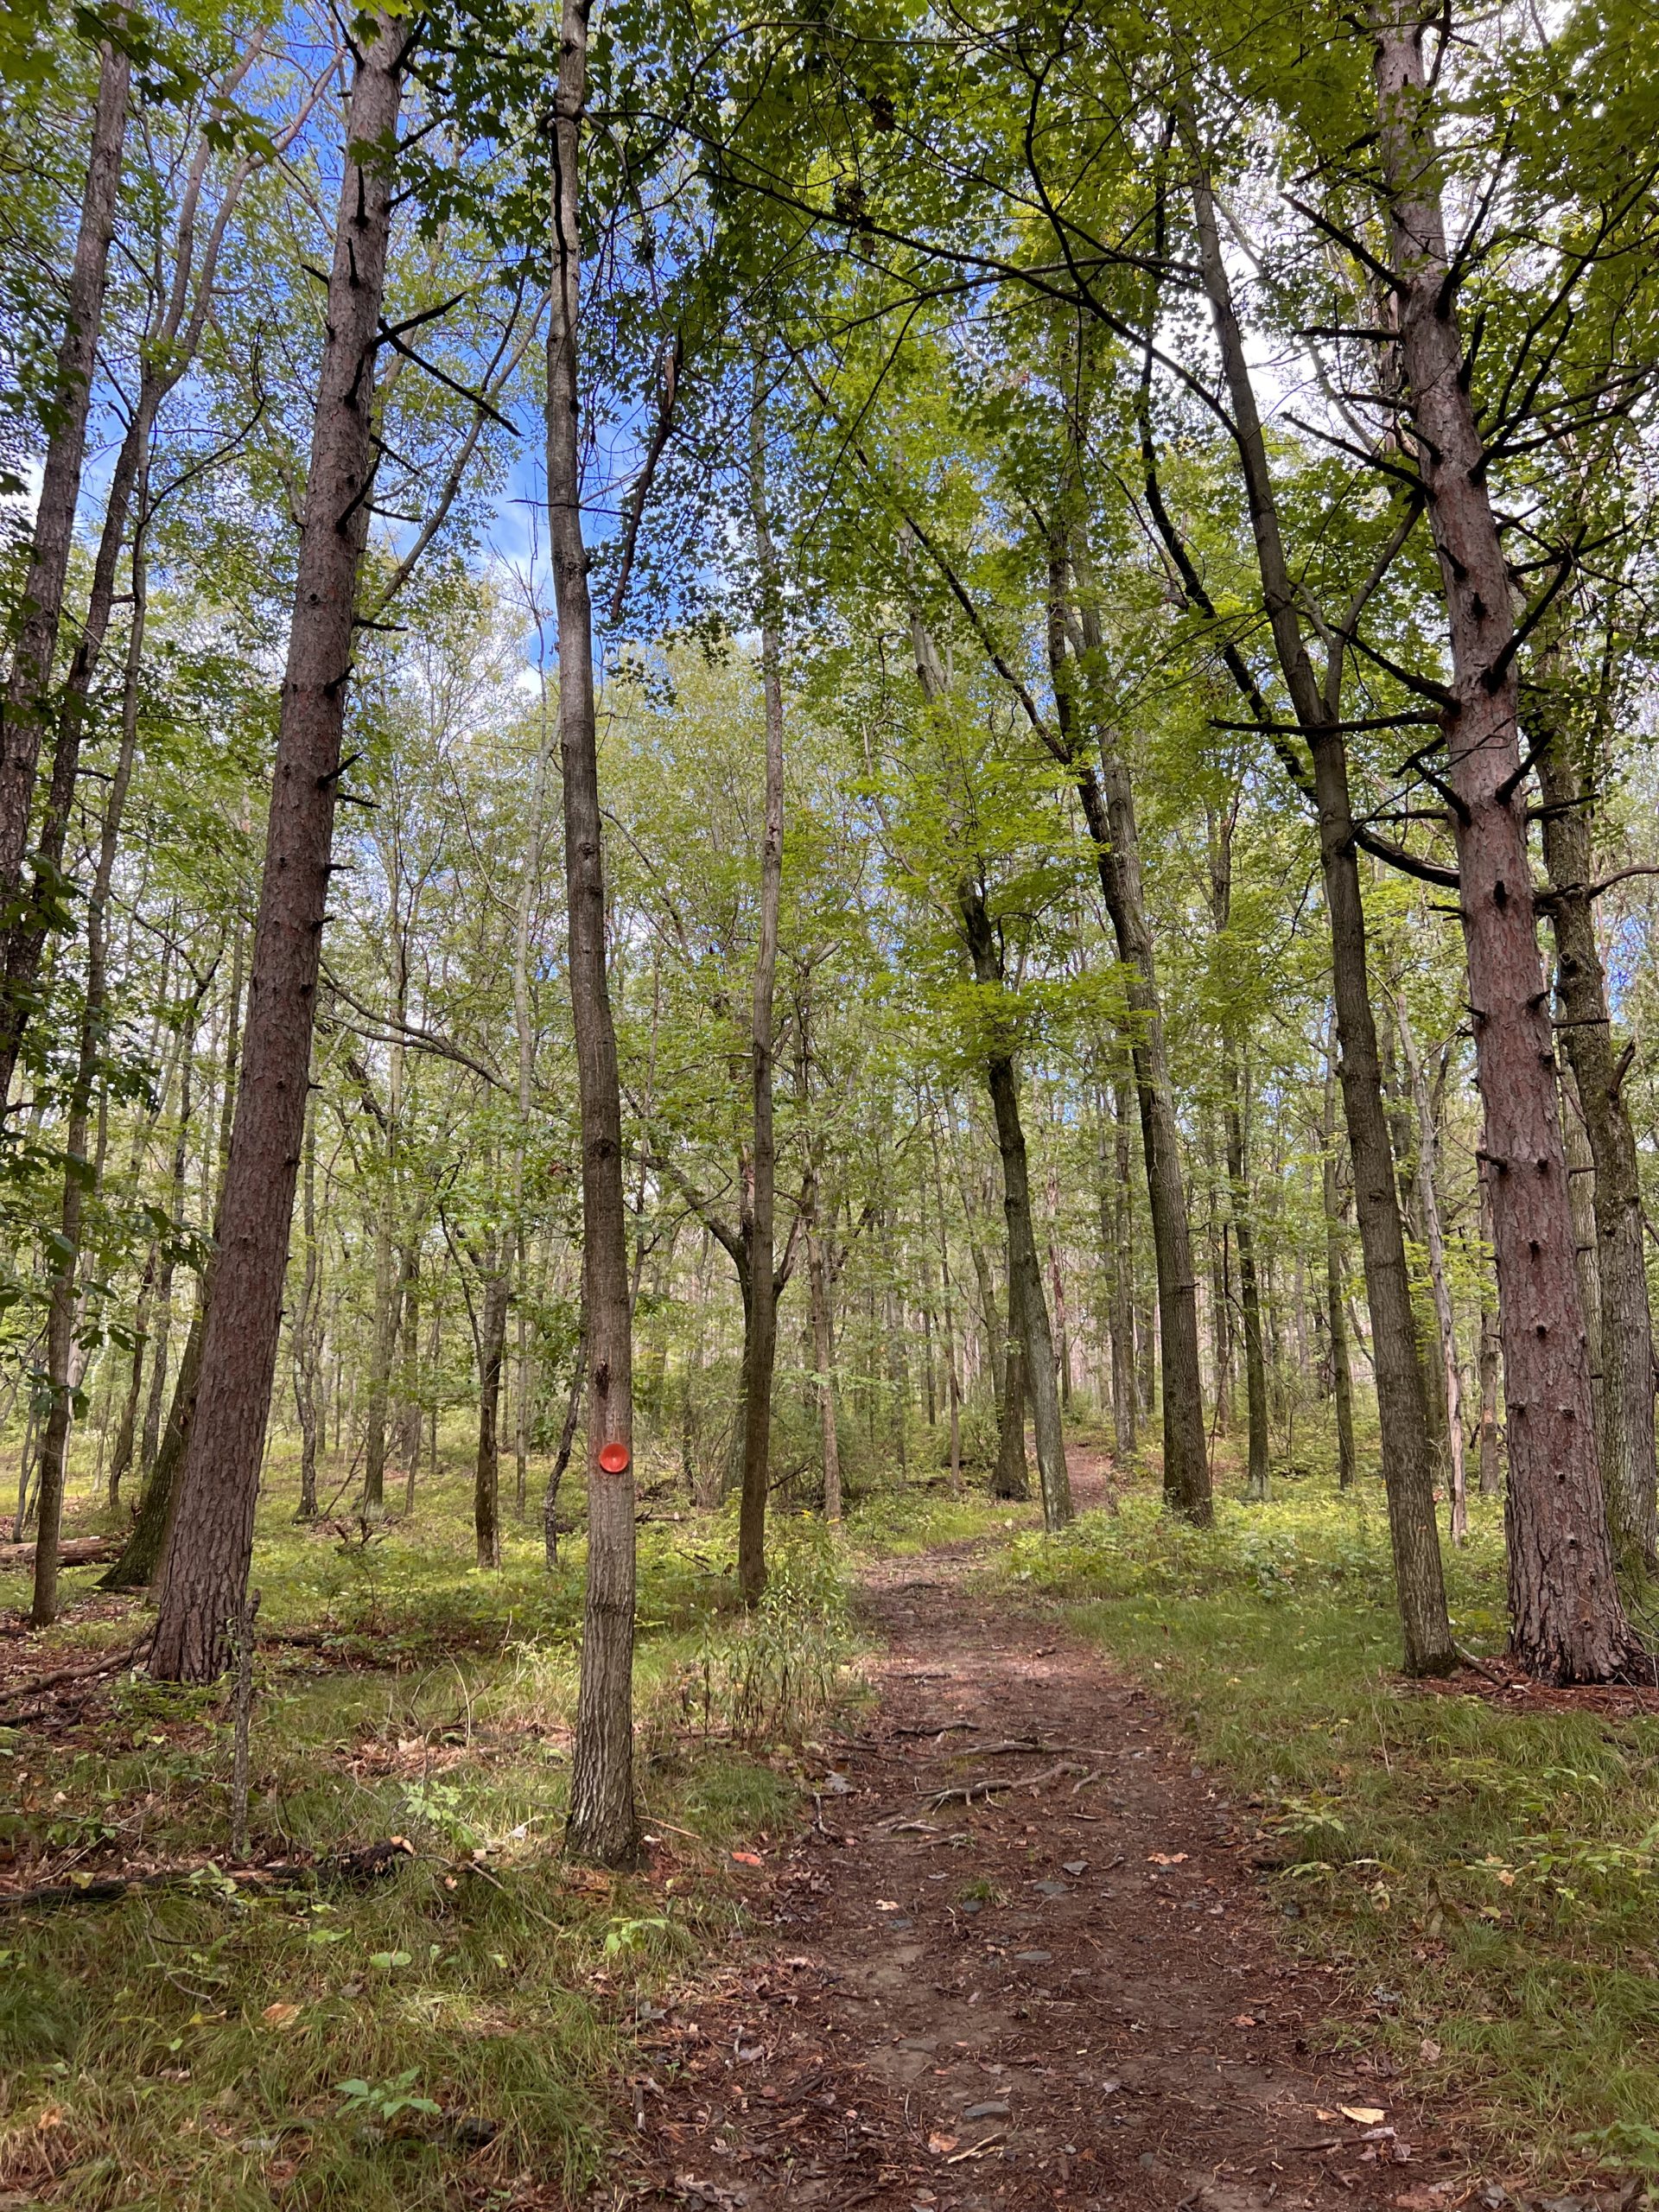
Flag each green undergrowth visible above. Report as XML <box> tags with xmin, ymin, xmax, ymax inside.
<box><xmin>0</xmin><ymin>1444</ymin><xmax>856</xmax><ymax>2209</ymax></box>
<box><xmin>1007</xmin><ymin>1475</ymin><xmax>1659</xmax><ymax>2189</ymax></box>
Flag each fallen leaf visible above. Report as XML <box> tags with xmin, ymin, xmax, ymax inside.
<box><xmin>730</xmin><ymin>1851</ymin><xmax>764</xmax><ymax>1867</ymax></box>
<box><xmin>1418</xmin><ymin>2037</ymin><xmax>1441</xmax><ymax>2063</ymax></box>
<box><xmin>260</xmin><ymin>2002</ymin><xmax>302</xmax><ymax>2028</ymax></box>
<box><xmin>1147</xmin><ymin>1852</ymin><xmax>1188</xmax><ymax>1866</ymax></box>
<box><xmin>1341</xmin><ymin>2104</ymin><xmax>1387</xmax><ymax>2125</ymax></box>
<box><xmin>927</xmin><ymin>2133</ymin><xmax>958</xmax><ymax>2156</ymax></box>
<box><xmin>1317</xmin><ymin>2108</ymin><xmax>1338</xmax><ymax>2121</ymax></box>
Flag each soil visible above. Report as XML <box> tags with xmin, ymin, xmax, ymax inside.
<box><xmin>611</xmin><ymin>1469</ymin><xmax>1526</xmax><ymax>2212</ymax></box>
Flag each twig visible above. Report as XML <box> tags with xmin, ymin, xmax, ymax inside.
<box><xmin>0</xmin><ymin>1631</ymin><xmax>154</xmax><ymax>1718</ymax></box>
<box><xmin>918</xmin><ymin>1759</ymin><xmax>1082</xmax><ymax>1813</ymax></box>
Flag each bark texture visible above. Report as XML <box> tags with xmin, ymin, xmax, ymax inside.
<box><xmin>1374</xmin><ymin>8</ymin><xmax>1642</xmax><ymax>1680</ymax></box>
<box><xmin>550</xmin><ymin>0</ymin><xmax>640</xmax><ymax>1867</ymax></box>
<box><xmin>1536</xmin><ymin>721</ymin><xmax>1659</xmax><ymax>1573</ymax></box>
<box><xmin>1183</xmin><ymin>145</ymin><xmax>1453</xmax><ymax>1674</ymax></box>
<box><xmin>149</xmin><ymin>23</ymin><xmax>405</xmax><ymax>1681</ymax></box>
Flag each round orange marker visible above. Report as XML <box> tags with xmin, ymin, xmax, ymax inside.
<box><xmin>597</xmin><ymin>1441</ymin><xmax>630</xmax><ymax>1474</ymax></box>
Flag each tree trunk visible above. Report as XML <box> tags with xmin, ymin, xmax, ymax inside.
<box><xmin>1203</xmin><ymin>1107</ymin><xmax>1233</xmax><ymax>1440</ymax></box>
<box><xmin>927</xmin><ymin>1114</ymin><xmax>964</xmax><ymax>1491</ymax></box>
<box><xmin>1374</xmin><ymin>10</ymin><xmax>1641</xmax><ymax>1681</ymax></box>
<box><xmin>1536</xmin><ymin>722</ymin><xmax>1659</xmax><ymax>1572</ymax></box>
<box><xmin>474</xmin><ymin>1258</ymin><xmax>509</xmax><ymax>1570</ymax></box>
<box><xmin>1476</xmin><ymin>1163</ymin><xmax>1503</xmax><ymax>1497</ymax></box>
<box><xmin>956</xmin><ymin>887</ymin><xmax>1071</xmax><ymax>1530</ymax></box>
<box><xmin>550</xmin><ymin>0</ymin><xmax>639</xmax><ymax>1866</ymax></box>
<box><xmin>108</xmin><ymin>1252</ymin><xmax>155</xmax><ymax>1514</ymax></box>
<box><xmin>0</xmin><ymin>38</ymin><xmax>130</xmax><ymax>1085</ymax></box>
<box><xmin>1322</xmin><ymin>1055</ymin><xmax>1358</xmax><ymax>1492</ymax></box>
<box><xmin>909</xmin><ymin>610</ymin><xmax>1069</xmax><ymax>1527</ymax></box>
<box><xmin>361</xmin><ymin>1170</ymin><xmax>397</xmax><ymax>1516</ymax></box>
<box><xmin>1185</xmin><ymin>144</ymin><xmax>1453</xmax><ymax>1675</ymax></box>
<box><xmin>1208</xmin><ymin>801</ymin><xmax>1268</xmax><ymax>1500</ymax></box>
<box><xmin>1065</xmin><ymin>604</ymin><xmax>1209</xmax><ymax>1522</ymax></box>
<box><xmin>1109</xmin><ymin>1075</ymin><xmax>1138</xmax><ymax>1459</ymax></box>
<box><xmin>1397</xmin><ymin>1007</ymin><xmax>1468</xmax><ymax>1544</ymax></box>
<box><xmin>149</xmin><ymin>22</ymin><xmax>406</xmax><ymax>1681</ymax></box>
<box><xmin>29</xmin><ymin>480</ymin><xmax>152</xmax><ymax>1625</ymax></box>
<box><xmin>543</xmin><ymin>1338</ymin><xmax>584</xmax><ymax>1566</ymax></box>
<box><xmin>990</xmin><ymin>1268</ymin><xmax>1032</xmax><ymax>1501</ymax></box>
<box><xmin>805</xmin><ymin>1186</ymin><xmax>842</xmax><ymax>1521</ymax></box>
<box><xmin>294</xmin><ymin>1100</ymin><xmax>321</xmax><ymax>1521</ymax></box>
<box><xmin>103</xmin><ymin>923</ymin><xmax>244</xmax><ymax>1590</ymax></box>
<box><xmin>736</xmin><ymin>372</ymin><xmax>787</xmax><ymax>1605</ymax></box>
<box><xmin>142</xmin><ymin>1020</ymin><xmax>195</xmax><ymax>1481</ymax></box>
<box><xmin>1225</xmin><ymin>1074</ymin><xmax>1269</xmax><ymax>1503</ymax></box>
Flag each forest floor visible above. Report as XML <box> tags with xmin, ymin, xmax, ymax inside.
<box><xmin>615</xmin><ymin>1488</ymin><xmax>1448</xmax><ymax>2210</ymax></box>
<box><xmin>609</xmin><ymin>1452</ymin><xmax>1646</xmax><ymax>2212</ymax></box>
<box><xmin>4</xmin><ymin>1435</ymin><xmax>1659</xmax><ymax>2210</ymax></box>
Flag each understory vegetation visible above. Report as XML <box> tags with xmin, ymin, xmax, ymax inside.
<box><xmin>0</xmin><ymin>1436</ymin><xmax>853</xmax><ymax>2209</ymax></box>
<box><xmin>13</xmin><ymin>1429</ymin><xmax>1659</xmax><ymax>2198</ymax></box>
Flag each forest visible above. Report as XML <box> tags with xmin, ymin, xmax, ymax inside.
<box><xmin>4</xmin><ymin>0</ymin><xmax>1659</xmax><ymax>2204</ymax></box>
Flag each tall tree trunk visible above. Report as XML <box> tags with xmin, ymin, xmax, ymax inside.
<box><xmin>294</xmin><ymin>1099</ymin><xmax>321</xmax><ymax>1521</ymax></box>
<box><xmin>911</xmin><ymin>614</ymin><xmax>1070</xmax><ymax>1527</ymax></box>
<box><xmin>1397</xmin><ymin>1008</ymin><xmax>1468</xmax><ymax>1543</ymax></box>
<box><xmin>142</xmin><ymin>1016</ymin><xmax>196</xmax><ymax>1480</ymax></box>
<box><xmin>543</xmin><ymin>1338</ymin><xmax>585</xmax><ymax>1566</ymax></box>
<box><xmin>29</xmin><ymin>481</ymin><xmax>150</xmax><ymax>1625</ymax></box>
<box><xmin>1109</xmin><ymin>1074</ymin><xmax>1139</xmax><ymax>1460</ymax></box>
<box><xmin>1208</xmin><ymin>799</ymin><xmax>1268</xmax><ymax>1499</ymax></box>
<box><xmin>1476</xmin><ymin>1163</ymin><xmax>1503</xmax><ymax>1497</ymax></box>
<box><xmin>1065</xmin><ymin>592</ymin><xmax>1209</xmax><ymax>1521</ymax></box>
<box><xmin>473</xmin><ymin>1255</ymin><xmax>509</xmax><ymax>1569</ymax></box>
<box><xmin>361</xmin><ymin>1166</ymin><xmax>397</xmax><ymax>1516</ymax></box>
<box><xmin>1225</xmin><ymin>1071</ymin><xmax>1269</xmax><ymax>1503</ymax></box>
<box><xmin>957</xmin><ymin>888</ymin><xmax>1071</xmax><ymax>1529</ymax></box>
<box><xmin>804</xmin><ymin>1179</ymin><xmax>842</xmax><ymax>1521</ymax></box>
<box><xmin>396</xmin><ymin>1238</ymin><xmax>423</xmax><ymax>1503</ymax></box>
<box><xmin>1322</xmin><ymin>1054</ymin><xmax>1358</xmax><ymax>1492</ymax></box>
<box><xmin>990</xmin><ymin>1268</ymin><xmax>1032</xmax><ymax>1501</ymax></box>
<box><xmin>1203</xmin><ymin>1107</ymin><xmax>1233</xmax><ymax>1440</ymax></box>
<box><xmin>0</xmin><ymin>38</ymin><xmax>130</xmax><ymax>1090</ymax></box>
<box><xmin>101</xmin><ymin>925</ymin><xmax>244</xmax><ymax>1590</ymax></box>
<box><xmin>108</xmin><ymin>1250</ymin><xmax>155</xmax><ymax>1513</ymax></box>
<box><xmin>1536</xmin><ymin>721</ymin><xmax>1659</xmax><ymax>1572</ymax></box>
<box><xmin>550</xmin><ymin>0</ymin><xmax>639</xmax><ymax>1866</ymax></box>
<box><xmin>737</xmin><ymin>372</ymin><xmax>787</xmax><ymax>1605</ymax></box>
<box><xmin>149</xmin><ymin>23</ymin><xmax>406</xmax><ymax>1681</ymax></box>
<box><xmin>512</xmin><ymin>709</ymin><xmax>551</xmax><ymax>1520</ymax></box>
<box><xmin>1373</xmin><ymin>10</ymin><xmax>1641</xmax><ymax>1681</ymax></box>
<box><xmin>1183</xmin><ymin>146</ymin><xmax>1453</xmax><ymax>1675</ymax></box>
<box><xmin>927</xmin><ymin>1113</ymin><xmax>964</xmax><ymax>1491</ymax></box>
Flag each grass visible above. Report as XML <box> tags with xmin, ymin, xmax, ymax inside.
<box><xmin>1001</xmin><ymin>1462</ymin><xmax>1659</xmax><ymax>2188</ymax></box>
<box><xmin>0</xmin><ymin>1433</ymin><xmax>853</xmax><ymax>2208</ymax></box>
<box><xmin>15</xmin><ymin>1413</ymin><xmax>1659</xmax><ymax>2197</ymax></box>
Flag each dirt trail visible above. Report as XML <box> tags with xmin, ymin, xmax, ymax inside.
<box><xmin>616</xmin><ymin>1463</ymin><xmax>1461</xmax><ymax>2212</ymax></box>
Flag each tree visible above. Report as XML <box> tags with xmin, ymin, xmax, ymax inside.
<box><xmin>151</xmin><ymin>17</ymin><xmax>409</xmax><ymax>1681</ymax></box>
<box><xmin>550</xmin><ymin>0</ymin><xmax>640</xmax><ymax>1867</ymax></box>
